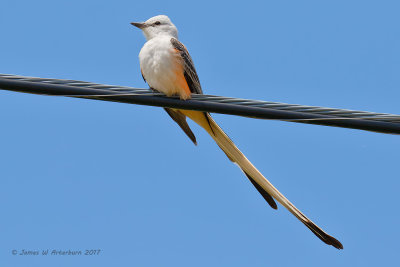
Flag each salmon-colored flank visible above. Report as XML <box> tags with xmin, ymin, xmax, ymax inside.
<box><xmin>173</xmin><ymin>48</ymin><xmax>191</xmax><ymax>100</ymax></box>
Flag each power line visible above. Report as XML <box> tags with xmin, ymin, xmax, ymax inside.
<box><xmin>0</xmin><ymin>73</ymin><xmax>399</xmax><ymax>135</ymax></box>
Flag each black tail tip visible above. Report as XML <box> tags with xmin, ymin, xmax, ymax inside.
<box><xmin>329</xmin><ymin>237</ymin><xmax>343</xmax><ymax>250</ymax></box>
<box><xmin>304</xmin><ymin>219</ymin><xmax>343</xmax><ymax>250</ymax></box>
<box><xmin>318</xmin><ymin>231</ymin><xmax>343</xmax><ymax>249</ymax></box>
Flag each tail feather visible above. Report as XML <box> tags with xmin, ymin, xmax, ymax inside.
<box><xmin>244</xmin><ymin>172</ymin><xmax>278</xmax><ymax>209</ymax></box>
<box><xmin>164</xmin><ymin>108</ymin><xmax>197</xmax><ymax>145</ymax></box>
<box><xmin>213</xmin><ymin>134</ymin><xmax>277</xmax><ymax>209</ymax></box>
<box><xmin>181</xmin><ymin>110</ymin><xmax>343</xmax><ymax>249</ymax></box>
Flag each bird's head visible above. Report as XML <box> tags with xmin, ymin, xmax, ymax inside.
<box><xmin>131</xmin><ymin>15</ymin><xmax>178</xmax><ymax>40</ymax></box>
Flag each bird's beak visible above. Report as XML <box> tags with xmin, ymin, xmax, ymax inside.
<box><xmin>130</xmin><ymin>22</ymin><xmax>147</xmax><ymax>29</ymax></box>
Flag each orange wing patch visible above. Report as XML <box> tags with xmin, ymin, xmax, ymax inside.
<box><xmin>172</xmin><ymin>48</ymin><xmax>191</xmax><ymax>100</ymax></box>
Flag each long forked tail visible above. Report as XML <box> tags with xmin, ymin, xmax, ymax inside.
<box><xmin>181</xmin><ymin>110</ymin><xmax>343</xmax><ymax>249</ymax></box>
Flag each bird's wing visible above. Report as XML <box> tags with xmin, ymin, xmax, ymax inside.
<box><xmin>170</xmin><ymin>38</ymin><xmax>203</xmax><ymax>94</ymax></box>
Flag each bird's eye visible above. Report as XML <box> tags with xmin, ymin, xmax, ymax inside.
<box><xmin>154</xmin><ymin>21</ymin><xmax>161</xmax><ymax>25</ymax></box>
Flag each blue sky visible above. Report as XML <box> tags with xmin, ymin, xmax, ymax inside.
<box><xmin>1</xmin><ymin>0</ymin><xmax>399</xmax><ymax>266</ymax></box>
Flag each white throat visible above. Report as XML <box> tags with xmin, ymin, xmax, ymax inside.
<box><xmin>143</xmin><ymin>25</ymin><xmax>178</xmax><ymax>40</ymax></box>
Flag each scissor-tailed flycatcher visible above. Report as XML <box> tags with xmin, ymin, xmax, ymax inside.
<box><xmin>131</xmin><ymin>15</ymin><xmax>343</xmax><ymax>249</ymax></box>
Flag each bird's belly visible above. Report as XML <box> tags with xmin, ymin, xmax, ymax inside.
<box><xmin>139</xmin><ymin>40</ymin><xmax>188</xmax><ymax>98</ymax></box>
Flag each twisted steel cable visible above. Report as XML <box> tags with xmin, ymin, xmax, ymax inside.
<box><xmin>0</xmin><ymin>73</ymin><xmax>399</xmax><ymax>134</ymax></box>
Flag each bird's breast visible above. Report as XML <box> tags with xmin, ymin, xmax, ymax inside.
<box><xmin>139</xmin><ymin>37</ymin><xmax>189</xmax><ymax>99</ymax></box>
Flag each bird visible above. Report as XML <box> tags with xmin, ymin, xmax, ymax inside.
<box><xmin>131</xmin><ymin>15</ymin><xmax>343</xmax><ymax>249</ymax></box>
